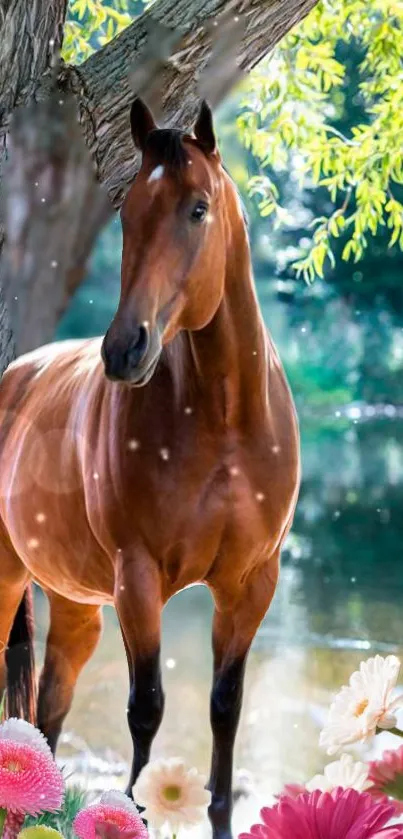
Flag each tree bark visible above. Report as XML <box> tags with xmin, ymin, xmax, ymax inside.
<box><xmin>0</xmin><ymin>0</ymin><xmax>318</xmax><ymax>371</ymax></box>
<box><xmin>70</xmin><ymin>0</ymin><xmax>318</xmax><ymax>206</ymax></box>
<box><xmin>2</xmin><ymin>90</ymin><xmax>112</xmax><ymax>354</ymax></box>
<box><xmin>0</xmin><ymin>0</ymin><xmax>68</xmax><ymax>244</ymax></box>
<box><xmin>0</xmin><ymin>0</ymin><xmax>71</xmax><ymax>371</ymax></box>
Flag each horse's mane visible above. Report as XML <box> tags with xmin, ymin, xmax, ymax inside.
<box><xmin>160</xmin><ymin>331</ymin><xmax>192</xmax><ymax>406</ymax></box>
<box><xmin>145</xmin><ymin>129</ymin><xmax>189</xmax><ymax>170</ymax></box>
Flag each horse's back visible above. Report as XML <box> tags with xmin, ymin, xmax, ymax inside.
<box><xmin>0</xmin><ymin>338</ymin><xmax>102</xmax><ymax>406</ymax></box>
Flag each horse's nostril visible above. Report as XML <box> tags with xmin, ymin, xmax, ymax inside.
<box><xmin>127</xmin><ymin>324</ymin><xmax>149</xmax><ymax>368</ymax></box>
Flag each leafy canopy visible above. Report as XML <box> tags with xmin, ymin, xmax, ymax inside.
<box><xmin>239</xmin><ymin>0</ymin><xmax>403</xmax><ymax>281</ymax></box>
<box><xmin>63</xmin><ymin>0</ymin><xmax>140</xmax><ymax>63</ymax></box>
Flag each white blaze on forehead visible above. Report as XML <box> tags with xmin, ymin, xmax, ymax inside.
<box><xmin>148</xmin><ymin>165</ymin><xmax>165</xmax><ymax>183</ymax></box>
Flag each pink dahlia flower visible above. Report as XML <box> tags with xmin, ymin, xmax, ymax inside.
<box><xmin>240</xmin><ymin>788</ymin><xmax>403</xmax><ymax>839</ymax></box>
<box><xmin>0</xmin><ymin>719</ymin><xmax>64</xmax><ymax>815</ymax></box>
<box><xmin>73</xmin><ymin>791</ymin><xmax>148</xmax><ymax>839</ymax></box>
<box><xmin>369</xmin><ymin>746</ymin><xmax>403</xmax><ymax>814</ymax></box>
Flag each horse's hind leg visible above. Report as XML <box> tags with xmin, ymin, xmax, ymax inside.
<box><xmin>0</xmin><ymin>527</ymin><xmax>32</xmax><ymax>717</ymax></box>
<box><xmin>37</xmin><ymin>592</ymin><xmax>102</xmax><ymax>753</ymax></box>
<box><xmin>0</xmin><ymin>582</ymin><xmax>28</xmax><ymax>697</ymax></box>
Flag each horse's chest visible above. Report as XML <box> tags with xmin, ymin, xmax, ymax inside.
<box><xmin>99</xmin><ymin>438</ymin><xmax>294</xmax><ymax>595</ymax></box>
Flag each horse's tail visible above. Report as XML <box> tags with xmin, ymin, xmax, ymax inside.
<box><xmin>6</xmin><ymin>586</ymin><xmax>37</xmax><ymax>723</ymax></box>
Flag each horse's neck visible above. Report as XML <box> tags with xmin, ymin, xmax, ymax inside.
<box><xmin>188</xmin><ymin>230</ymin><xmax>268</xmax><ymax>429</ymax></box>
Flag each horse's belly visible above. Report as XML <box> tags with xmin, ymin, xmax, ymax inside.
<box><xmin>0</xmin><ymin>481</ymin><xmax>115</xmax><ymax>604</ymax></box>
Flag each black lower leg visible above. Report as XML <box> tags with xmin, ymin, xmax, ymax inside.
<box><xmin>208</xmin><ymin>655</ymin><xmax>247</xmax><ymax>839</ymax></box>
<box><xmin>125</xmin><ymin>649</ymin><xmax>165</xmax><ymax>796</ymax></box>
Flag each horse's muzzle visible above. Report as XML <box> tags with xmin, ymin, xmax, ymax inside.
<box><xmin>101</xmin><ymin>322</ymin><xmax>162</xmax><ymax>386</ymax></box>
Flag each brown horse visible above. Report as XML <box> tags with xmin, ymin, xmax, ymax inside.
<box><xmin>0</xmin><ymin>99</ymin><xmax>300</xmax><ymax>838</ymax></box>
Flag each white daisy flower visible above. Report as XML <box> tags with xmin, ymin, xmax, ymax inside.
<box><xmin>306</xmin><ymin>753</ymin><xmax>371</xmax><ymax>793</ymax></box>
<box><xmin>133</xmin><ymin>757</ymin><xmax>211</xmax><ymax>830</ymax></box>
<box><xmin>0</xmin><ymin>718</ymin><xmax>52</xmax><ymax>755</ymax></box>
<box><xmin>320</xmin><ymin>655</ymin><xmax>403</xmax><ymax>755</ymax></box>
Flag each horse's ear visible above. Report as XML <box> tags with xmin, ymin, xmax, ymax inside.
<box><xmin>130</xmin><ymin>98</ymin><xmax>157</xmax><ymax>152</ymax></box>
<box><xmin>194</xmin><ymin>100</ymin><xmax>216</xmax><ymax>155</ymax></box>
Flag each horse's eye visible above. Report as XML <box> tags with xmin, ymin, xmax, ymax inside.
<box><xmin>190</xmin><ymin>201</ymin><xmax>208</xmax><ymax>223</ymax></box>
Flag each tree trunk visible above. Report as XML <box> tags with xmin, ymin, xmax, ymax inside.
<box><xmin>0</xmin><ymin>0</ymin><xmax>71</xmax><ymax>371</ymax></box>
<box><xmin>2</xmin><ymin>90</ymin><xmax>112</xmax><ymax>354</ymax></box>
<box><xmin>0</xmin><ymin>0</ymin><xmax>68</xmax><ymax>246</ymax></box>
<box><xmin>0</xmin><ymin>0</ymin><xmax>318</xmax><ymax>371</ymax></box>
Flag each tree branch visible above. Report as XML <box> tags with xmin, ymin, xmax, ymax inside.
<box><xmin>66</xmin><ymin>0</ymin><xmax>318</xmax><ymax>206</ymax></box>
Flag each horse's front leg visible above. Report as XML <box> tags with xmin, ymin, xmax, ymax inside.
<box><xmin>208</xmin><ymin>555</ymin><xmax>279</xmax><ymax>839</ymax></box>
<box><xmin>115</xmin><ymin>553</ymin><xmax>164</xmax><ymax>797</ymax></box>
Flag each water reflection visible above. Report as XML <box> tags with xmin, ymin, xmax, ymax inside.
<box><xmin>33</xmin><ymin>417</ymin><xmax>403</xmax><ymax>829</ymax></box>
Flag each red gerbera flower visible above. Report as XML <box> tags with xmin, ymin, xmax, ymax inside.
<box><xmin>240</xmin><ymin>787</ymin><xmax>403</xmax><ymax>839</ymax></box>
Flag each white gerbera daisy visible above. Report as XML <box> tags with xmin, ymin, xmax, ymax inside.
<box><xmin>133</xmin><ymin>757</ymin><xmax>211</xmax><ymax>830</ymax></box>
<box><xmin>0</xmin><ymin>718</ymin><xmax>52</xmax><ymax>756</ymax></box>
<box><xmin>306</xmin><ymin>753</ymin><xmax>371</xmax><ymax>793</ymax></box>
<box><xmin>320</xmin><ymin>655</ymin><xmax>403</xmax><ymax>755</ymax></box>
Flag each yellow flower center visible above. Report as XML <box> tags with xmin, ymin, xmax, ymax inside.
<box><xmin>354</xmin><ymin>698</ymin><xmax>369</xmax><ymax>717</ymax></box>
<box><xmin>5</xmin><ymin>760</ymin><xmax>22</xmax><ymax>773</ymax></box>
<box><xmin>163</xmin><ymin>785</ymin><xmax>182</xmax><ymax>802</ymax></box>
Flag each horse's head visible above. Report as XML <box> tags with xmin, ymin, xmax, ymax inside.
<box><xmin>102</xmin><ymin>98</ymin><xmax>243</xmax><ymax>385</ymax></box>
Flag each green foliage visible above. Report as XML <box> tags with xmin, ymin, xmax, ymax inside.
<box><xmin>239</xmin><ymin>0</ymin><xmax>403</xmax><ymax>279</ymax></box>
<box><xmin>24</xmin><ymin>786</ymin><xmax>88</xmax><ymax>839</ymax></box>
<box><xmin>63</xmin><ymin>0</ymin><xmax>142</xmax><ymax>63</ymax></box>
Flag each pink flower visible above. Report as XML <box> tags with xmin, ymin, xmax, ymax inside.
<box><xmin>276</xmin><ymin>783</ymin><xmax>306</xmax><ymax>801</ymax></box>
<box><xmin>369</xmin><ymin>746</ymin><xmax>403</xmax><ymax>814</ymax></box>
<box><xmin>0</xmin><ymin>719</ymin><xmax>64</xmax><ymax>815</ymax></box>
<box><xmin>73</xmin><ymin>791</ymin><xmax>148</xmax><ymax>839</ymax></box>
<box><xmin>239</xmin><ymin>788</ymin><xmax>403</xmax><ymax>839</ymax></box>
